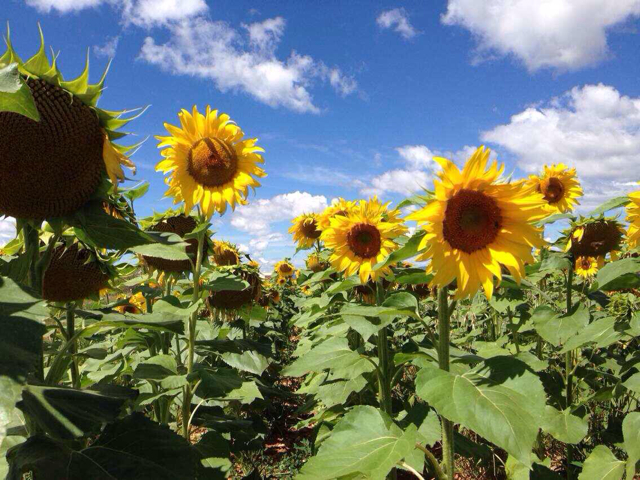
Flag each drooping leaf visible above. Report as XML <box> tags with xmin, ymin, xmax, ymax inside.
<box><xmin>540</xmin><ymin>406</ymin><xmax>588</xmax><ymax>444</ymax></box>
<box><xmin>533</xmin><ymin>304</ymin><xmax>589</xmax><ymax>347</ymax></box>
<box><xmin>595</xmin><ymin>258</ymin><xmax>640</xmax><ymax>291</ymax></box>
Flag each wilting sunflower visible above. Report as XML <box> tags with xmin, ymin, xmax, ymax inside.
<box><xmin>0</xmin><ymin>28</ymin><xmax>138</xmax><ymax>219</ymax></box>
<box><xmin>156</xmin><ymin>106</ymin><xmax>265</xmax><ymax>219</ymax></box>
<box><xmin>142</xmin><ymin>213</ymin><xmax>205</xmax><ymax>272</ymax></box>
<box><xmin>274</xmin><ymin>260</ymin><xmax>295</xmax><ymax>278</ymax></box>
<box><xmin>212</xmin><ymin>240</ymin><xmax>240</xmax><ymax>266</ymax></box>
<box><xmin>207</xmin><ymin>264</ymin><xmax>262</xmax><ymax>319</ymax></box>
<box><xmin>289</xmin><ymin>213</ymin><xmax>322</xmax><ymax>248</ymax></box>
<box><xmin>321</xmin><ymin>198</ymin><xmax>407</xmax><ymax>283</ymax></box>
<box><xmin>42</xmin><ymin>243</ymin><xmax>111</xmax><ymax>302</ymax></box>
<box><xmin>626</xmin><ymin>190</ymin><xmax>640</xmax><ymax>249</ymax></box>
<box><xmin>565</xmin><ymin>218</ymin><xmax>624</xmax><ymax>261</ymax></box>
<box><xmin>318</xmin><ymin>198</ymin><xmax>356</xmax><ymax>231</ymax></box>
<box><xmin>526</xmin><ymin>164</ymin><xmax>582</xmax><ymax>213</ymax></box>
<box><xmin>575</xmin><ymin>256</ymin><xmax>598</xmax><ymax>279</ymax></box>
<box><xmin>408</xmin><ymin>147</ymin><xmax>547</xmax><ymax>299</ymax></box>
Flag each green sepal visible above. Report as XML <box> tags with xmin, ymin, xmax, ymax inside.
<box><xmin>22</xmin><ymin>25</ymin><xmax>51</xmax><ymax>77</ymax></box>
<box><xmin>59</xmin><ymin>49</ymin><xmax>90</xmax><ymax>95</ymax></box>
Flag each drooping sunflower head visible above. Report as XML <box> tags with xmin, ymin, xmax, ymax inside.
<box><xmin>0</xmin><ymin>28</ymin><xmax>139</xmax><ymax>220</ymax></box>
<box><xmin>321</xmin><ymin>197</ymin><xmax>408</xmax><ymax>283</ymax></box>
<box><xmin>306</xmin><ymin>252</ymin><xmax>328</xmax><ymax>272</ymax></box>
<box><xmin>407</xmin><ymin>146</ymin><xmax>547</xmax><ymax>300</ymax></box>
<box><xmin>626</xmin><ymin>189</ymin><xmax>640</xmax><ymax>249</ymax></box>
<box><xmin>141</xmin><ymin>213</ymin><xmax>203</xmax><ymax>272</ymax></box>
<box><xmin>575</xmin><ymin>256</ymin><xmax>598</xmax><ymax>279</ymax></box>
<box><xmin>274</xmin><ymin>260</ymin><xmax>295</xmax><ymax>277</ymax></box>
<box><xmin>211</xmin><ymin>240</ymin><xmax>240</xmax><ymax>266</ymax></box>
<box><xmin>318</xmin><ymin>198</ymin><xmax>356</xmax><ymax>231</ymax></box>
<box><xmin>289</xmin><ymin>213</ymin><xmax>322</xmax><ymax>248</ymax></box>
<box><xmin>565</xmin><ymin>217</ymin><xmax>624</xmax><ymax>260</ymax></box>
<box><xmin>115</xmin><ymin>292</ymin><xmax>147</xmax><ymax>314</ymax></box>
<box><xmin>526</xmin><ymin>164</ymin><xmax>583</xmax><ymax>213</ymax></box>
<box><xmin>42</xmin><ymin>242</ymin><xmax>112</xmax><ymax>302</ymax></box>
<box><xmin>156</xmin><ymin>106</ymin><xmax>265</xmax><ymax>219</ymax></box>
<box><xmin>207</xmin><ymin>264</ymin><xmax>262</xmax><ymax>318</ymax></box>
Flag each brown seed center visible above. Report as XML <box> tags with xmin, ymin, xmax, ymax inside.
<box><xmin>301</xmin><ymin>218</ymin><xmax>321</xmax><ymax>239</ymax></box>
<box><xmin>347</xmin><ymin>223</ymin><xmax>382</xmax><ymax>258</ymax></box>
<box><xmin>539</xmin><ymin>177</ymin><xmax>565</xmax><ymax>204</ymax></box>
<box><xmin>442</xmin><ymin>189</ymin><xmax>502</xmax><ymax>254</ymax></box>
<box><xmin>279</xmin><ymin>263</ymin><xmax>293</xmax><ymax>274</ymax></box>
<box><xmin>187</xmin><ymin>137</ymin><xmax>238</xmax><ymax>187</ymax></box>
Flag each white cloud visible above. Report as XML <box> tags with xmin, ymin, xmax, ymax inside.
<box><xmin>93</xmin><ymin>36</ymin><xmax>119</xmax><ymax>58</ymax></box>
<box><xmin>396</xmin><ymin>145</ymin><xmax>438</xmax><ymax>169</ymax></box>
<box><xmin>282</xmin><ymin>166</ymin><xmax>366</xmax><ymax>189</ymax></box>
<box><xmin>25</xmin><ymin>0</ymin><xmax>106</xmax><ymax>13</ymax></box>
<box><xmin>361</xmin><ymin>169</ymin><xmax>431</xmax><ymax>197</ymax></box>
<box><xmin>230</xmin><ymin>191</ymin><xmax>328</xmax><ymax>236</ymax></box>
<box><xmin>122</xmin><ymin>0</ymin><xmax>208</xmax><ymax>27</ymax></box>
<box><xmin>139</xmin><ymin>16</ymin><xmax>357</xmax><ymax>113</ymax></box>
<box><xmin>442</xmin><ymin>0</ymin><xmax>640</xmax><ymax>71</ymax></box>
<box><xmin>483</xmin><ymin>83</ymin><xmax>640</xmax><ymax>209</ymax></box>
<box><xmin>0</xmin><ymin>217</ymin><xmax>16</xmax><ymax>246</ymax></box>
<box><xmin>377</xmin><ymin>8</ymin><xmax>420</xmax><ymax>40</ymax></box>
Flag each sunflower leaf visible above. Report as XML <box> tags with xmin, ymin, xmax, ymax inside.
<box><xmin>0</xmin><ymin>63</ymin><xmax>39</xmax><ymax>121</ymax></box>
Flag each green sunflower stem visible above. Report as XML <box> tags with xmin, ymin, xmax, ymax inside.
<box><xmin>183</xmin><ymin>231</ymin><xmax>205</xmax><ymax>441</ymax></box>
<box><xmin>66</xmin><ymin>302</ymin><xmax>80</xmax><ymax>389</ymax></box>
<box><xmin>565</xmin><ymin>263</ymin><xmax>575</xmax><ymax>478</ymax></box>
<box><xmin>438</xmin><ymin>287</ymin><xmax>455</xmax><ymax>478</ymax></box>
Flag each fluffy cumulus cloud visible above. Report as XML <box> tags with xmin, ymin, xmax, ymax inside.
<box><xmin>442</xmin><ymin>0</ymin><xmax>640</xmax><ymax>71</ymax></box>
<box><xmin>93</xmin><ymin>36</ymin><xmax>119</xmax><ymax>58</ymax></box>
<box><xmin>361</xmin><ymin>169</ymin><xmax>431</xmax><ymax>197</ymax></box>
<box><xmin>230</xmin><ymin>191</ymin><xmax>328</xmax><ymax>236</ymax></box>
<box><xmin>376</xmin><ymin>8</ymin><xmax>420</xmax><ymax>40</ymax></box>
<box><xmin>0</xmin><ymin>217</ymin><xmax>16</xmax><ymax>246</ymax></box>
<box><xmin>139</xmin><ymin>16</ymin><xmax>357</xmax><ymax>113</ymax></box>
<box><xmin>25</xmin><ymin>0</ymin><xmax>106</xmax><ymax>13</ymax></box>
<box><xmin>483</xmin><ymin>83</ymin><xmax>640</xmax><ymax>209</ymax></box>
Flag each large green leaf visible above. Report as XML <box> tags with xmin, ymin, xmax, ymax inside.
<box><xmin>541</xmin><ymin>406</ymin><xmax>588</xmax><ymax>444</ymax></box>
<box><xmin>579</xmin><ymin>446</ymin><xmax>625</xmax><ymax>480</ymax></box>
<box><xmin>0</xmin><ymin>63</ymin><xmax>39</xmax><ymax>121</ymax></box>
<box><xmin>374</xmin><ymin>231</ymin><xmax>426</xmax><ymax>269</ymax></box>
<box><xmin>129</xmin><ymin>233</ymin><xmax>191</xmax><ymax>261</ymax></box>
<box><xmin>416</xmin><ymin>357</ymin><xmax>546</xmax><ymax>467</ymax></box>
<box><xmin>282</xmin><ymin>337</ymin><xmax>372</xmax><ymax>377</ymax></box>
<box><xmin>220</xmin><ymin>350</ymin><xmax>270</xmax><ymax>375</ymax></box>
<box><xmin>533</xmin><ymin>304</ymin><xmax>589</xmax><ymax>346</ymax></box>
<box><xmin>298</xmin><ymin>406</ymin><xmax>418</xmax><ymax>480</ymax></box>
<box><xmin>595</xmin><ymin>258</ymin><xmax>640</xmax><ymax>291</ymax></box>
<box><xmin>588</xmin><ymin>196</ymin><xmax>630</xmax><ymax>217</ymax></box>
<box><xmin>313</xmin><ymin>376</ymin><xmax>368</xmax><ymax>408</ymax></box>
<box><xmin>623</xmin><ymin>412</ymin><xmax>640</xmax><ymax>478</ymax></box>
<box><xmin>0</xmin><ymin>377</ymin><xmax>21</xmax><ymax>447</ymax></box>
<box><xmin>623</xmin><ymin>372</ymin><xmax>640</xmax><ymax>394</ymax></box>
<box><xmin>133</xmin><ymin>355</ymin><xmax>178</xmax><ymax>380</ymax></box>
<box><xmin>6</xmin><ymin>414</ymin><xmax>200</xmax><ymax>480</ymax></box>
<box><xmin>560</xmin><ymin>317</ymin><xmax>625</xmax><ymax>353</ymax></box>
<box><xmin>196</xmin><ymin>369</ymin><xmax>263</xmax><ymax>404</ymax></box>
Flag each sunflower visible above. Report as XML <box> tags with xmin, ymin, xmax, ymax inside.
<box><xmin>274</xmin><ymin>260</ymin><xmax>295</xmax><ymax>278</ymax></box>
<box><xmin>575</xmin><ymin>256</ymin><xmax>598</xmax><ymax>279</ymax></box>
<box><xmin>212</xmin><ymin>240</ymin><xmax>240</xmax><ymax>266</ymax></box>
<box><xmin>407</xmin><ymin>147</ymin><xmax>547</xmax><ymax>300</ymax></box>
<box><xmin>142</xmin><ymin>214</ymin><xmax>203</xmax><ymax>272</ymax></box>
<box><xmin>276</xmin><ymin>276</ymin><xmax>288</xmax><ymax>286</ymax></box>
<box><xmin>565</xmin><ymin>218</ymin><xmax>624</xmax><ymax>261</ymax></box>
<box><xmin>207</xmin><ymin>265</ymin><xmax>262</xmax><ymax>316</ymax></box>
<box><xmin>306</xmin><ymin>253</ymin><xmax>328</xmax><ymax>272</ymax></box>
<box><xmin>0</xmin><ymin>28</ymin><xmax>137</xmax><ymax>219</ymax></box>
<box><xmin>626</xmin><ymin>190</ymin><xmax>640</xmax><ymax>249</ymax></box>
<box><xmin>321</xmin><ymin>198</ymin><xmax>407</xmax><ymax>283</ymax></box>
<box><xmin>156</xmin><ymin>106</ymin><xmax>265</xmax><ymax>219</ymax></box>
<box><xmin>42</xmin><ymin>243</ymin><xmax>111</xmax><ymax>302</ymax></box>
<box><xmin>116</xmin><ymin>292</ymin><xmax>147</xmax><ymax>314</ymax></box>
<box><xmin>526</xmin><ymin>164</ymin><xmax>582</xmax><ymax>213</ymax></box>
<box><xmin>289</xmin><ymin>213</ymin><xmax>322</xmax><ymax>248</ymax></box>
<box><xmin>318</xmin><ymin>198</ymin><xmax>356</xmax><ymax>231</ymax></box>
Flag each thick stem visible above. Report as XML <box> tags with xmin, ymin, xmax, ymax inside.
<box><xmin>376</xmin><ymin>328</ymin><xmax>393</xmax><ymax>416</ymax></box>
<box><xmin>415</xmin><ymin>443</ymin><xmax>448</xmax><ymax>480</ymax></box>
<box><xmin>66</xmin><ymin>303</ymin><xmax>80</xmax><ymax>388</ymax></box>
<box><xmin>438</xmin><ymin>288</ymin><xmax>455</xmax><ymax>478</ymax></box>
<box><xmin>22</xmin><ymin>223</ymin><xmax>40</xmax><ymax>292</ymax></box>
<box><xmin>182</xmin><ymin>233</ymin><xmax>205</xmax><ymax>440</ymax></box>
<box><xmin>565</xmin><ymin>263</ymin><xmax>575</xmax><ymax>478</ymax></box>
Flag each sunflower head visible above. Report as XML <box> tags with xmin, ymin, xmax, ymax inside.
<box><xmin>142</xmin><ymin>214</ymin><xmax>203</xmax><ymax>272</ymax></box>
<box><xmin>276</xmin><ymin>275</ymin><xmax>288</xmax><ymax>286</ymax></box>
<box><xmin>207</xmin><ymin>264</ymin><xmax>262</xmax><ymax>316</ymax></box>
<box><xmin>42</xmin><ymin>242</ymin><xmax>111</xmax><ymax>302</ymax></box>
<box><xmin>407</xmin><ymin>146</ymin><xmax>547</xmax><ymax>299</ymax></box>
<box><xmin>156</xmin><ymin>106</ymin><xmax>266</xmax><ymax>219</ymax></box>
<box><xmin>575</xmin><ymin>256</ymin><xmax>598</xmax><ymax>279</ymax></box>
<box><xmin>274</xmin><ymin>260</ymin><xmax>295</xmax><ymax>277</ymax></box>
<box><xmin>526</xmin><ymin>164</ymin><xmax>582</xmax><ymax>213</ymax></box>
<box><xmin>626</xmin><ymin>189</ymin><xmax>640</xmax><ymax>249</ymax></box>
<box><xmin>212</xmin><ymin>240</ymin><xmax>240</xmax><ymax>266</ymax></box>
<box><xmin>566</xmin><ymin>218</ymin><xmax>624</xmax><ymax>259</ymax></box>
<box><xmin>321</xmin><ymin>197</ymin><xmax>407</xmax><ymax>283</ymax></box>
<box><xmin>115</xmin><ymin>292</ymin><xmax>147</xmax><ymax>314</ymax></box>
<box><xmin>0</xmin><ymin>27</ymin><xmax>138</xmax><ymax>220</ymax></box>
<box><xmin>289</xmin><ymin>213</ymin><xmax>322</xmax><ymax>248</ymax></box>
<box><xmin>318</xmin><ymin>198</ymin><xmax>356</xmax><ymax>231</ymax></box>
<box><xmin>300</xmin><ymin>284</ymin><xmax>312</xmax><ymax>296</ymax></box>
<box><xmin>306</xmin><ymin>252</ymin><xmax>328</xmax><ymax>272</ymax></box>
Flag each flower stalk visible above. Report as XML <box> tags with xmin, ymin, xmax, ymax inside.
<box><xmin>438</xmin><ymin>287</ymin><xmax>455</xmax><ymax>478</ymax></box>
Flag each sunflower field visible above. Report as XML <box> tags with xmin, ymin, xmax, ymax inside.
<box><xmin>2</xmin><ymin>29</ymin><xmax>640</xmax><ymax>480</ymax></box>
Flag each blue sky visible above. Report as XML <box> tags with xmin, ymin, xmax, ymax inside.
<box><xmin>3</xmin><ymin>0</ymin><xmax>640</xmax><ymax>269</ymax></box>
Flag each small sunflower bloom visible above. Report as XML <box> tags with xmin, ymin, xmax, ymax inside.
<box><xmin>318</xmin><ymin>198</ymin><xmax>356</xmax><ymax>231</ymax></box>
<box><xmin>289</xmin><ymin>213</ymin><xmax>322</xmax><ymax>248</ymax></box>
<box><xmin>526</xmin><ymin>164</ymin><xmax>582</xmax><ymax>213</ymax></box>
<box><xmin>274</xmin><ymin>260</ymin><xmax>295</xmax><ymax>278</ymax></box>
<box><xmin>575</xmin><ymin>256</ymin><xmax>598</xmax><ymax>279</ymax></box>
